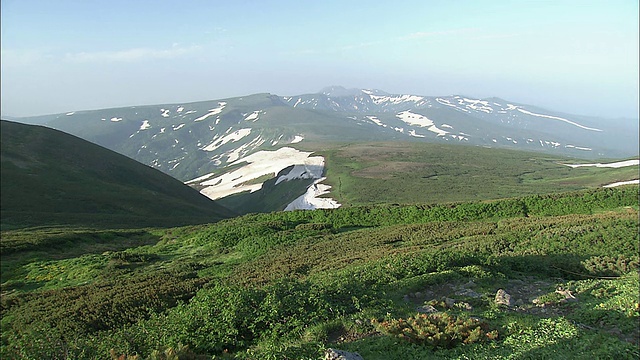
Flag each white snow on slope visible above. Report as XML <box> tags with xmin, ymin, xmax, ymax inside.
<box><xmin>366</xmin><ymin>115</ymin><xmax>387</xmax><ymax>127</ymax></box>
<box><xmin>110</xmin><ymin>117</ymin><xmax>123</xmax><ymax>122</ymax></box>
<box><xmin>369</xmin><ymin>94</ymin><xmax>425</xmax><ymax>105</ymax></box>
<box><xmin>285</xmin><ymin>177</ymin><xmax>341</xmax><ymax>210</ymax></box>
<box><xmin>202</xmin><ymin>128</ymin><xmax>252</xmax><ymax>151</ymax></box>
<box><xmin>160</xmin><ymin>109</ymin><xmax>170</xmax><ymax>117</ymax></box>
<box><xmin>193</xmin><ymin>147</ymin><xmax>326</xmax><ymax>200</ymax></box>
<box><xmin>173</xmin><ymin>123</ymin><xmax>186</xmax><ymax>131</ymax></box>
<box><xmin>194</xmin><ymin>102</ymin><xmax>227</xmax><ymax>122</ymax></box>
<box><xmin>244</xmin><ymin>111</ymin><xmax>260</xmax><ymax>121</ymax></box>
<box><xmin>291</xmin><ymin>135</ymin><xmax>304</xmax><ymax>144</ymax></box>
<box><xmin>563</xmin><ymin>159</ymin><xmax>639</xmax><ymax>168</ymax></box>
<box><xmin>275</xmin><ymin>159</ymin><xmax>325</xmax><ymax>185</ymax></box>
<box><xmin>461</xmin><ymin>98</ymin><xmax>493</xmax><ymax>113</ymax></box>
<box><xmin>224</xmin><ymin>135</ymin><xmax>266</xmax><ymax>163</ymax></box>
<box><xmin>66</xmin><ymin>112</ymin><xmax>75</xmax><ymax>116</ymax></box>
<box><xmin>515</xmin><ymin>108</ymin><xmax>602</xmax><ymax>132</ymax></box>
<box><xmin>408</xmin><ymin>130</ymin><xmax>425</xmax><ymax>138</ymax></box>
<box><xmin>435</xmin><ymin>98</ymin><xmax>470</xmax><ymax>113</ymax></box>
<box><xmin>139</xmin><ymin>120</ymin><xmax>151</xmax><ymax>130</ymax></box>
<box><xmin>177</xmin><ymin>106</ymin><xmax>184</xmax><ymax>113</ymax></box>
<box><xmin>565</xmin><ymin>144</ymin><xmax>592</xmax><ymax>151</ymax></box>
<box><xmin>603</xmin><ymin>179</ymin><xmax>640</xmax><ymax>188</ymax></box>
<box><xmin>396</xmin><ymin>111</ymin><xmax>448</xmax><ymax>136</ymax></box>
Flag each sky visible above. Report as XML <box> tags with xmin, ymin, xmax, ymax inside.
<box><xmin>1</xmin><ymin>0</ymin><xmax>638</xmax><ymax>118</ymax></box>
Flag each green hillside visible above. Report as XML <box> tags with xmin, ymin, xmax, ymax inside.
<box><xmin>320</xmin><ymin>142</ymin><xmax>640</xmax><ymax>206</ymax></box>
<box><xmin>1</xmin><ymin>186</ymin><xmax>638</xmax><ymax>359</ymax></box>
<box><xmin>0</xmin><ymin>120</ymin><xmax>234</xmax><ymax>229</ymax></box>
<box><xmin>218</xmin><ymin>141</ymin><xmax>639</xmax><ymax>214</ymax></box>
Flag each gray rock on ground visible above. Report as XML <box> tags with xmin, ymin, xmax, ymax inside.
<box><xmin>325</xmin><ymin>348</ymin><xmax>364</xmax><ymax>360</ymax></box>
<box><xmin>495</xmin><ymin>289</ymin><xmax>513</xmax><ymax>307</ymax></box>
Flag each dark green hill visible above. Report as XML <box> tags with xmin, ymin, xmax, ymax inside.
<box><xmin>0</xmin><ymin>120</ymin><xmax>234</xmax><ymax>229</ymax></box>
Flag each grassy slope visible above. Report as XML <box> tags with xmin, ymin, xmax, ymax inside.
<box><xmin>319</xmin><ymin>142</ymin><xmax>639</xmax><ymax>206</ymax></box>
<box><xmin>1</xmin><ymin>186</ymin><xmax>638</xmax><ymax>359</ymax></box>
<box><xmin>219</xmin><ymin>141</ymin><xmax>638</xmax><ymax>214</ymax></box>
<box><xmin>0</xmin><ymin>120</ymin><xmax>234</xmax><ymax>229</ymax></box>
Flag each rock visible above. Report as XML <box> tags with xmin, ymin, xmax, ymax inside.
<box><xmin>495</xmin><ymin>289</ymin><xmax>513</xmax><ymax>307</ymax></box>
<box><xmin>416</xmin><ymin>305</ymin><xmax>438</xmax><ymax>313</ymax></box>
<box><xmin>414</xmin><ymin>291</ymin><xmax>423</xmax><ymax>298</ymax></box>
<box><xmin>555</xmin><ymin>287</ymin><xmax>578</xmax><ymax>302</ymax></box>
<box><xmin>325</xmin><ymin>348</ymin><xmax>364</xmax><ymax>360</ymax></box>
<box><xmin>455</xmin><ymin>288</ymin><xmax>481</xmax><ymax>298</ymax></box>
<box><xmin>444</xmin><ymin>297</ymin><xmax>456</xmax><ymax>308</ymax></box>
<box><xmin>515</xmin><ymin>299</ymin><xmax>524</xmax><ymax>306</ymax></box>
<box><xmin>403</xmin><ymin>295</ymin><xmax>410</xmax><ymax>302</ymax></box>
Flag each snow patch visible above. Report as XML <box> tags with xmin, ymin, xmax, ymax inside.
<box><xmin>194</xmin><ymin>102</ymin><xmax>227</xmax><ymax>122</ymax></box>
<box><xmin>224</xmin><ymin>136</ymin><xmax>266</xmax><ymax>163</ymax></box>
<box><xmin>290</xmin><ymin>135</ymin><xmax>304</xmax><ymax>144</ymax></box>
<box><xmin>565</xmin><ymin>144</ymin><xmax>592</xmax><ymax>151</ymax></box>
<box><xmin>366</xmin><ymin>116</ymin><xmax>387</xmax><ymax>127</ymax></box>
<box><xmin>173</xmin><ymin>123</ymin><xmax>186</xmax><ymax>131</ymax></box>
<box><xmin>66</xmin><ymin>112</ymin><xmax>75</xmax><ymax>116</ymax></box>
<box><xmin>563</xmin><ymin>160</ymin><xmax>639</xmax><ymax>169</ymax></box>
<box><xmin>396</xmin><ymin>111</ymin><xmax>448</xmax><ymax>136</ymax></box>
<box><xmin>177</xmin><ymin>106</ymin><xmax>184</xmax><ymax>113</ymax></box>
<box><xmin>603</xmin><ymin>179</ymin><xmax>639</xmax><ymax>188</ymax></box>
<box><xmin>192</xmin><ymin>147</ymin><xmax>328</xmax><ymax>200</ymax></box>
<box><xmin>369</xmin><ymin>94</ymin><xmax>424</xmax><ymax>105</ymax></box>
<box><xmin>139</xmin><ymin>120</ymin><xmax>151</xmax><ymax>130</ymax></box>
<box><xmin>160</xmin><ymin>109</ymin><xmax>170</xmax><ymax>118</ymax></box>
<box><xmin>285</xmin><ymin>177</ymin><xmax>341</xmax><ymax>210</ymax></box>
<box><xmin>275</xmin><ymin>160</ymin><xmax>325</xmax><ymax>185</ymax></box>
<box><xmin>202</xmin><ymin>128</ymin><xmax>252</xmax><ymax>152</ymax></box>
<box><xmin>514</xmin><ymin>108</ymin><xmax>602</xmax><ymax>132</ymax></box>
<box><xmin>244</xmin><ymin>111</ymin><xmax>260</xmax><ymax>121</ymax></box>
<box><xmin>110</xmin><ymin>117</ymin><xmax>123</xmax><ymax>122</ymax></box>
<box><xmin>461</xmin><ymin>98</ymin><xmax>493</xmax><ymax>113</ymax></box>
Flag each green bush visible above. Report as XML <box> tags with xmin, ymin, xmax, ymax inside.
<box><xmin>373</xmin><ymin>312</ymin><xmax>498</xmax><ymax>349</ymax></box>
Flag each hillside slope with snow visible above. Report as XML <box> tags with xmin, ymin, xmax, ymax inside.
<box><xmin>12</xmin><ymin>87</ymin><xmax>638</xmax><ymax>213</ymax></box>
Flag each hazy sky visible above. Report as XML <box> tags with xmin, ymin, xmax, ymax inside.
<box><xmin>1</xmin><ymin>0</ymin><xmax>638</xmax><ymax>118</ymax></box>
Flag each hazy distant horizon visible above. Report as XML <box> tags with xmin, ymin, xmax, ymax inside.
<box><xmin>2</xmin><ymin>0</ymin><xmax>638</xmax><ymax>119</ymax></box>
<box><xmin>2</xmin><ymin>85</ymin><xmax>639</xmax><ymax>121</ymax></box>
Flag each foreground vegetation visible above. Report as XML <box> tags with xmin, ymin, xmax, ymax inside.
<box><xmin>1</xmin><ymin>186</ymin><xmax>638</xmax><ymax>359</ymax></box>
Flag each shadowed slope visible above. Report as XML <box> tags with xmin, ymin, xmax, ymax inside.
<box><xmin>0</xmin><ymin>120</ymin><xmax>234</xmax><ymax>229</ymax></box>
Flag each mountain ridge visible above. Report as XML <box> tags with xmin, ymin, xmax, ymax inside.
<box><xmin>8</xmin><ymin>88</ymin><xmax>638</xmax><ymax>214</ymax></box>
<box><xmin>0</xmin><ymin>120</ymin><xmax>234</xmax><ymax>229</ymax></box>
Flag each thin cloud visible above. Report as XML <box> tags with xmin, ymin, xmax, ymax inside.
<box><xmin>287</xmin><ymin>28</ymin><xmax>479</xmax><ymax>56</ymax></box>
<box><xmin>64</xmin><ymin>44</ymin><xmax>202</xmax><ymax>63</ymax></box>
<box><xmin>398</xmin><ymin>28</ymin><xmax>479</xmax><ymax>41</ymax></box>
<box><xmin>0</xmin><ymin>48</ymin><xmax>53</xmax><ymax>67</ymax></box>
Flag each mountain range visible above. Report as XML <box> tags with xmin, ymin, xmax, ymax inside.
<box><xmin>8</xmin><ymin>86</ymin><xmax>638</xmax><ymax>214</ymax></box>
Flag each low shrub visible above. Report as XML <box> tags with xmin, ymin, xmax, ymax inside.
<box><xmin>372</xmin><ymin>312</ymin><xmax>498</xmax><ymax>349</ymax></box>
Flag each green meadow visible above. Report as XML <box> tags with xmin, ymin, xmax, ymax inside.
<box><xmin>2</xmin><ymin>186</ymin><xmax>638</xmax><ymax>359</ymax></box>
